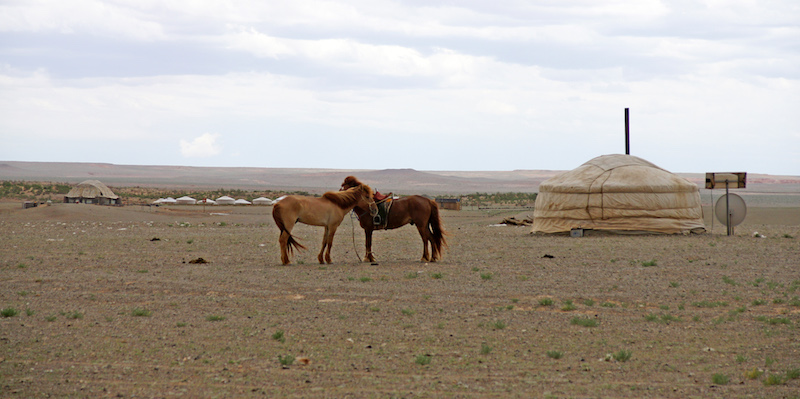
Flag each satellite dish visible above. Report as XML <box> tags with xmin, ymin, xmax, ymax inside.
<box><xmin>715</xmin><ymin>193</ymin><xmax>747</xmax><ymax>227</ymax></box>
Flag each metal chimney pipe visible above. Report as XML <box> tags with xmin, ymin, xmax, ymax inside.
<box><xmin>625</xmin><ymin>108</ymin><xmax>630</xmax><ymax>155</ymax></box>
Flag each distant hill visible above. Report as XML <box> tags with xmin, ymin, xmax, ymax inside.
<box><xmin>1</xmin><ymin>161</ymin><xmax>798</xmax><ymax>196</ymax></box>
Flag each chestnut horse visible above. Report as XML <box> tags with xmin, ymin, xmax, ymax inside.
<box><xmin>272</xmin><ymin>183</ymin><xmax>378</xmax><ymax>265</ymax></box>
<box><xmin>341</xmin><ymin>176</ymin><xmax>447</xmax><ymax>262</ymax></box>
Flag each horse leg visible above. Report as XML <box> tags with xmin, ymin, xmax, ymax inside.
<box><xmin>324</xmin><ymin>224</ymin><xmax>339</xmax><ymax>264</ymax></box>
<box><xmin>415</xmin><ymin>223</ymin><xmax>432</xmax><ymax>262</ymax></box>
<box><xmin>318</xmin><ymin>226</ymin><xmax>329</xmax><ymax>264</ymax></box>
<box><xmin>279</xmin><ymin>231</ymin><xmax>291</xmax><ymax>265</ymax></box>
<box><xmin>364</xmin><ymin>228</ymin><xmax>376</xmax><ymax>262</ymax></box>
<box><xmin>277</xmin><ymin>219</ymin><xmax>297</xmax><ymax>265</ymax></box>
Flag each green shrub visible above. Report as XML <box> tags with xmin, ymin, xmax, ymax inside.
<box><xmin>415</xmin><ymin>354</ymin><xmax>432</xmax><ymax>365</ymax></box>
<box><xmin>1</xmin><ymin>308</ymin><xmax>19</xmax><ymax>318</ymax></box>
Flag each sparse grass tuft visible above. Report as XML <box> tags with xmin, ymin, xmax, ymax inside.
<box><xmin>641</xmin><ymin>259</ymin><xmax>657</xmax><ymax>267</ymax></box>
<box><xmin>272</xmin><ymin>330</ymin><xmax>285</xmax><ymax>343</ymax></box>
<box><xmin>65</xmin><ymin>311</ymin><xmax>83</xmax><ymax>319</ymax></box>
<box><xmin>561</xmin><ymin>299</ymin><xmax>576</xmax><ymax>311</ymax></box>
<box><xmin>480</xmin><ymin>273</ymin><xmax>493</xmax><ymax>280</ymax></box>
<box><xmin>491</xmin><ymin>320</ymin><xmax>507</xmax><ymax>330</ymax></box>
<box><xmin>546</xmin><ymin>350</ymin><xmax>563</xmax><ymax>359</ymax></box>
<box><xmin>1</xmin><ymin>308</ymin><xmax>20</xmax><ymax>318</ymax></box>
<box><xmin>692</xmin><ymin>300</ymin><xmax>728</xmax><ymax>308</ymax></box>
<box><xmin>712</xmin><ymin>373</ymin><xmax>730</xmax><ymax>385</ymax></box>
<box><xmin>644</xmin><ymin>313</ymin><xmax>680</xmax><ymax>323</ymax></box>
<box><xmin>405</xmin><ymin>272</ymin><xmax>418</xmax><ymax>279</ymax></box>
<box><xmin>415</xmin><ymin>354</ymin><xmax>432</xmax><ymax>365</ymax></box>
<box><xmin>744</xmin><ymin>368</ymin><xmax>763</xmax><ymax>380</ymax></box>
<box><xmin>735</xmin><ymin>354</ymin><xmax>747</xmax><ymax>363</ymax></box>
<box><xmin>785</xmin><ymin>368</ymin><xmax>800</xmax><ymax>380</ymax></box>
<box><xmin>131</xmin><ymin>308</ymin><xmax>152</xmax><ymax>317</ymax></box>
<box><xmin>278</xmin><ymin>354</ymin><xmax>295</xmax><ymax>366</ymax></box>
<box><xmin>401</xmin><ymin>308</ymin><xmax>415</xmax><ymax>316</ymax></box>
<box><xmin>612</xmin><ymin>349</ymin><xmax>632</xmax><ymax>362</ymax></box>
<box><xmin>756</xmin><ymin>315</ymin><xmax>791</xmax><ymax>325</ymax></box>
<box><xmin>763</xmin><ymin>373</ymin><xmax>785</xmax><ymax>386</ymax></box>
<box><xmin>539</xmin><ymin>298</ymin><xmax>554</xmax><ymax>306</ymax></box>
<box><xmin>570</xmin><ymin>317</ymin><xmax>597</xmax><ymax>327</ymax></box>
<box><xmin>430</xmin><ymin>272</ymin><xmax>443</xmax><ymax>279</ymax></box>
<box><xmin>480</xmin><ymin>343</ymin><xmax>492</xmax><ymax>355</ymax></box>
<box><xmin>600</xmin><ymin>302</ymin><xmax>616</xmax><ymax>308</ymax></box>
<box><xmin>359</xmin><ymin>276</ymin><xmax>371</xmax><ymax>282</ymax></box>
<box><xmin>722</xmin><ymin>276</ymin><xmax>738</xmax><ymax>286</ymax></box>
<box><xmin>206</xmin><ymin>315</ymin><xmax>225</xmax><ymax>322</ymax></box>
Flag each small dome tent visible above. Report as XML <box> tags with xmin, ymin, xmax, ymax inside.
<box><xmin>252</xmin><ymin>197</ymin><xmax>273</xmax><ymax>205</ymax></box>
<box><xmin>234</xmin><ymin>199</ymin><xmax>252</xmax><ymax>205</ymax></box>
<box><xmin>176</xmin><ymin>196</ymin><xmax>196</xmax><ymax>205</ymax></box>
<box><xmin>531</xmin><ymin>154</ymin><xmax>705</xmax><ymax>235</ymax></box>
<box><xmin>215</xmin><ymin>196</ymin><xmax>235</xmax><ymax>205</ymax></box>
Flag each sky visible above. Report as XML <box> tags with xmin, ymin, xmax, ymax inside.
<box><xmin>1</xmin><ymin>1</ymin><xmax>799</xmax><ymax>175</ymax></box>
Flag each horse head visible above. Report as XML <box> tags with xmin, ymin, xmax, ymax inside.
<box><xmin>341</xmin><ymin>175</ymin><xmax>363</xmax><ymax>190</ymax></box>
<box><xmin>341</xmin><ymin>176</ymin><xmax>378</xmax><ymax>217</ymax></box>
<box><xmin>359</xmin><ymin>184</ymin><xmax>379</xmax><ymax>218</ymax></box>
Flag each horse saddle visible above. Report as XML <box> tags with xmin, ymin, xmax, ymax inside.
<box><xmin>373</xmin><ymin>194</ymin><xmax>393</xmax><ymax>229</ymax></box>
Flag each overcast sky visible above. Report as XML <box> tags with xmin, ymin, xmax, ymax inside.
<box><xmin>1</xmin><ymin>1</ymin><xmax>798</xmax><ymax>175</ymax></box>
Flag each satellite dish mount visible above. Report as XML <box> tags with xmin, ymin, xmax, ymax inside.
<box><xmin>705</xmin><ymin>172</ymin><xmax>747</xmax><ymax>236</ymax></box>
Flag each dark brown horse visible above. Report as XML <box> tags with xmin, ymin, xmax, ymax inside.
<box><xmin>341</xmin><ymin>176</ymin><xmax>447</xmax><ymax>262</ymax></box>
<box><xmin>272</xmin><ymin>183</ymin><xmax>378</xmax><ymax>265</ymax></box>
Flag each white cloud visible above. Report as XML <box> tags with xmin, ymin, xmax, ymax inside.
<box><xmin>180</xmin><ymin>133</ymin><xmax>221</xmax><ymax>158</ymax></box>
<box><xmin>1</xmin><ymin>1</ymin><xmax>798</xmax><ymax>174</ymax></box>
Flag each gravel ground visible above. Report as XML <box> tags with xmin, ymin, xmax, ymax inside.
<box><xmin>1</xmin><ymin>203</ymin><xmax>799</xmax><ymax>398</ymax></box>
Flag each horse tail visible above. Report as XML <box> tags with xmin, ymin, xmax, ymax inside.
<box><xmin>272</xmin><ymin>203</ymin><xmax>307</xmax><ymax>254</ymax></box>
<box><xmin>428</xmin><ymin>200</ymin><xmax>448</xmax><ymax>259</ymax></box>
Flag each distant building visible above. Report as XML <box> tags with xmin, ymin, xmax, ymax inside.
<box><xmin>64</xmin><ymin>180</ymin><xmax>121</xmax><ymax>205</ymax></box>
<box><xmin>435</xmin><ymin>197</ymin><xmax>461</xmax><ymax>211</ymax></box>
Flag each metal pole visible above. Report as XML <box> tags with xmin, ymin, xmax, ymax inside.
<box><xmin>725</xmin><ymin>181</ymin><xmax>731</xmax><ymax>236</ymax></box>
<box><xmin>625</xmin><ymin>108</ymin><xmax>630</xmax><ymax>155</ymax></box>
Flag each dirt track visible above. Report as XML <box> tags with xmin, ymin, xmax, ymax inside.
<box><xmin>1</xmin><ymin>203</ymin><xmax>799</xmax><ymax>397</ymax></box>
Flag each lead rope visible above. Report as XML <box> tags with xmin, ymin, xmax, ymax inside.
<box><xmin>349</xmin><ymin>210</ymin><xmax>363</xmax><ymax>263</ymax></box>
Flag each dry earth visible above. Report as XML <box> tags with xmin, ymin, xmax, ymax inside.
<box><xmin>1</xmin><ymin>202</ymin><xmax>799</xmax><ymax>398</ymax></box>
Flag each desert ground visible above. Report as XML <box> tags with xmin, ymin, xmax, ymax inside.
<box><xmin>1</xmin><ymin>201</ymin><xmax>799</xmax><ymax>398</ymax></box>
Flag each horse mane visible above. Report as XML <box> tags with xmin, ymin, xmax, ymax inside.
<box><xmin>323</xmin><ymin>184</ymin><xmax>371</xmax><ymax>209</ymax></box>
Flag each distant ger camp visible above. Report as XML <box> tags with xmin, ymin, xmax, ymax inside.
<box><xmin>64</xmin><ymin>180</ymin><xmax>121</xmax><ymax>205</ymax></box>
